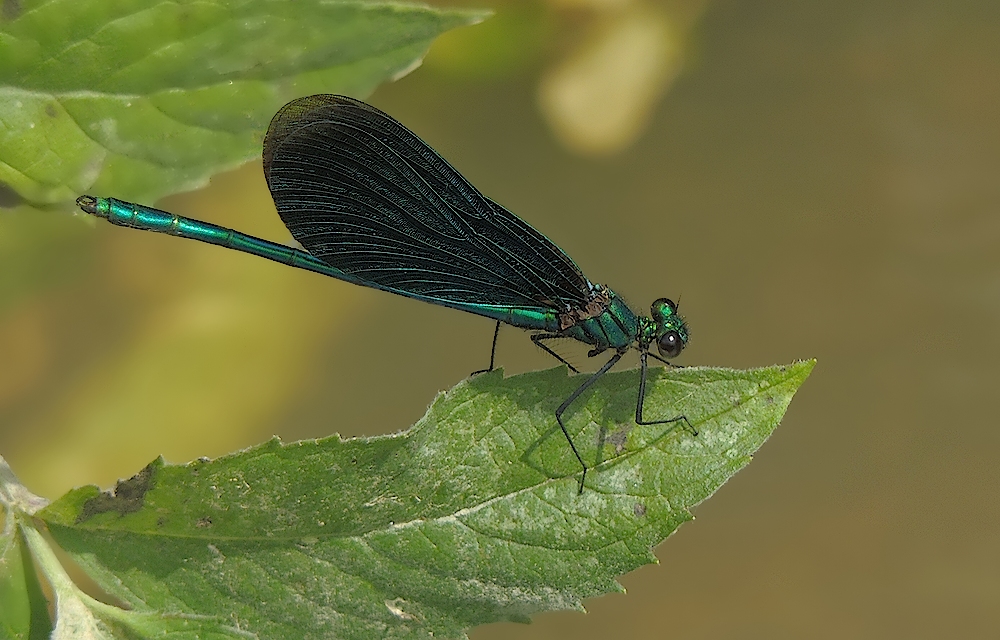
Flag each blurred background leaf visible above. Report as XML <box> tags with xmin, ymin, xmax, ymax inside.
<box><xmin>0</xmin><ymin>0</ymin><xmax>486</xmax><ymax>208</ymax></box>
<box><xmin>536</xmin><ymin>0</ymin><xmax>707</xmax><ymax>155</ymax></box>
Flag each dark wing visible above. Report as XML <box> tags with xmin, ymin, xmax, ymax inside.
<box><xmin>262</xmin><ymin>95</ymin><xmax>592</xmax><ymax>310</ymax></box>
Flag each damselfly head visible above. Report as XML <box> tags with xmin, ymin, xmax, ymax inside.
<box><xmin>650</xmin><ymin>298</ymin><xmax>689</xmax><ymax>359</ymax></box>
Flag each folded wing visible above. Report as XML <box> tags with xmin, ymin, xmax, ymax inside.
<box><xmin>262</xmin><ymin>95</ymin><xmax>592</xmax><ymax>311</ymax></box>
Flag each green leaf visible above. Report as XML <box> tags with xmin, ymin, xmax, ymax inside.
<box><xmin>20</xmin><ymin>525</ymin><xmax>256</xmax><ymax>640</ymax></box>
<box><xmin>0</xmin><ymin>527</ymin><xmax>50</xmax><ymax>639</ymax></box>
<box><xmin>0</xmin><ymin>0</ymin><xmax>487</xmax><ymax>208</ymax></box>
<box><xmin>1</xmin><ymin>459</ymin><xmax>51</xmax><ymax>640</ymax></box>
<box><xmin>35</xmin><ymin>361</ymin><xmax>813</xmax><ymax>639</ymax></box>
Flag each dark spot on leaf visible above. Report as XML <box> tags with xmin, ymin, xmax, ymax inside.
<box><xmin>45</xmin><ymin>103</ymin><xmax>57</xmax><ymax>118</ymax></box>
<box><xmin>633</xmin><ymin>503</ymin><xmax>647</xmax><ymax>517</ymax></box>
<box><xmin>2</xmin><ymin>0</ymin><xmax>21</xmax><ymax>20</ymax></box>
<box><xmin>76</xmin><ymin>463</ymin><xmax>155</xmax><ymax>523</ymax></box>
<box><xmin>190</xmin><ymin>457</ymin><xmax>210</xmax><ymax>475</ymax></box>
<box><xmin>157</xmin><ymin>517</ymin><xmax>166</xmax><ymax>527</ymax></box>
<box><xmin>766</xmin><ymin>396</ymin><xmax>775</xmax><ymax>404</ymax></box>
<box><xmin>607</xmin><ymin>426</ymin><xmax>632</xmax><ymax>454</ymax></box>
<box><xmin>0</xmin><ymin>182</ymin><xmax>24</xmax><ymax>208</ymax></box>
<box><xmin>196</xmin><ymin>516</ymin><xmax>213</xmax><ymax>528</ymax></box>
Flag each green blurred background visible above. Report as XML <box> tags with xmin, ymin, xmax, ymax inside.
<box><xmin>2</xmin><ymin>0</ymin><xmax>998</xmax><ymax>636</ymax></box>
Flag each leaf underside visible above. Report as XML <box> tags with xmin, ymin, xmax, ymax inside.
<box><xmin>36</xmin><ymin>361</ymin><xmax>814</xmax><ymax>639</ymax></box>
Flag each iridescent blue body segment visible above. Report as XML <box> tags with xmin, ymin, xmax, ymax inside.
<box><xmin>91</xmin><ymin>196</ymin><xmax>336</xmax><ymax>274</ymax></box>
<box><xmin>562</xmin><ymin>293</ymin><xmax>640</xmax><ymax>351</ymax></box>
<box><xmin>84</xmin><ymin>196</ymin><xmax>566</xmax><ymax>332</ymax></box>
<box><xmin>76</xmin><ymin>94</ymin><xmax>693</xmax><ymax>494</ymax></box>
